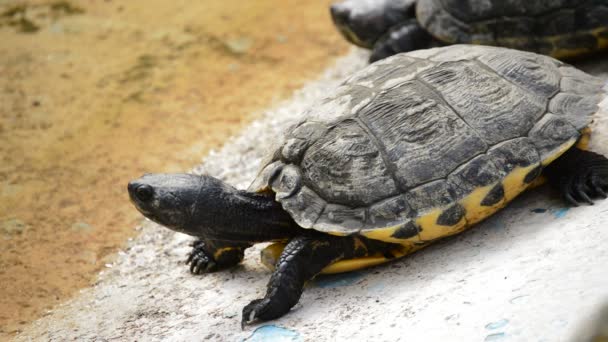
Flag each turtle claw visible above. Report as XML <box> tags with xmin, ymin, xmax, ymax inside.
<box><xmin>573</xmin><ymin>180</ymin><xmax>594</xmax><ymax>205</ymax></box>
<box><xmin>186</xmin><ymin>244</ymin><xmax>217</xmax><ymax>275</ymax></box>
<box><xmin>561</xmin><ymin>168</ymin><xmax>607</xmax><ymax>207</ymax></box>
<box><xmin>563</xmin><ymin>188</ymin><xmax>580</xmax><ymax>207</ymax></box>
<box><xmin>241</xmin><ymin>298</ymin><xmax>270</xmax><ymax>329</ymax></box>
<box><xmin>589</xmin><ymin>174</ymin><xmax>608</xmax><ymax>199</ymax></box>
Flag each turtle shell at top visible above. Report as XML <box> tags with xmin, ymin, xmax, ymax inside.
<box><xmin>416</xmin><ymin>0</ymin><xmax>608</xmax><ymax>59</ymax></box>
<box><xmin>249</xmin><ymin>45</ymin><xmax>605</xmax><ymax>244</ymax></box>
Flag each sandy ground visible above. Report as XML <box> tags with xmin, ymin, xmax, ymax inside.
<box><xmin>0</xmin><ymin>0</ymin><xmax>347</xmax><ymax>338</ymax></box>
<box><xmin>14</xmin><ymin>51</ymin><xmax>608</xmax><ymax>341</ymax></box>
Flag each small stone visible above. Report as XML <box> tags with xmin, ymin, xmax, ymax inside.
<box><xmin>71</xmin><ymin>221</ymin><xmax>93</xmax><ymax>232</ymax></box>
<box><xmin>224</xmin><ymin>36</ymin><xmax>253</xmax><ymax>54</ymax></box>
<box><xmin>276</xmin><ymin>35</ymin><xmax>287</xmax><ymax>43</ymax></box>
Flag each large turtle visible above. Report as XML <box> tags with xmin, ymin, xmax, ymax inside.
<box><xmin>330</xmin><ymin>0</ymin><xmax>608</xmax><ymax>62</ymax></box>
<box><xmin>128</xmin><ymin>45</ymin><xmax>608</xmax><ymax>326</ymax></box>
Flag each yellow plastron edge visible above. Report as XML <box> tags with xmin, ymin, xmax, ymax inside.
<box><xmin>259</xmin><ymin>139</ymin><xmax>579</xmax><ymax>275</ymax></box>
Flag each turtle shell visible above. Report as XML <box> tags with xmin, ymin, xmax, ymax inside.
<box><xmin>249</xmin><ymin>45</ymin><xmax>605</xmax><ymax>245</ymax></box>
<box><xmin>416</xmin><ymin>0</ymin><xmax>608</xmax><ymax>59</ymax></box>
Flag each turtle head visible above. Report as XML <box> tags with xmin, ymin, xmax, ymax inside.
<box><xmin>128</xmin><ymin>173</ymin><xmax>297</xmax><ymax>241</ymax></box>
<box><xmin>128</xmin><ymin>173</ymin><xmax>201</xmax><ymax>233</ymax></box>
<box><xmin>330</xmin><ymin>0</ymin><xmax>415</xmax><ymax>49</ymax></box>
<box><xmin>128</xmin><ymin>173</ymin><xmax>231</xmax><ymax>235</ymax></box>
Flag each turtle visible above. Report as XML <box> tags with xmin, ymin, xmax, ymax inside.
<box><xmin>330</xmin><ymin>0</ymin><xmax>608</xmax><ymax>62</ymax></box>
<box><xmin>128</xmin><ymin>45</ymin><xmax>608</xmax><ymax>327</ymax></box>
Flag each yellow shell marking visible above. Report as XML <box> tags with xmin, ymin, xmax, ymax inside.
<box><xmin>502</xmin><ymin>164</ymin><xmax>541</xmax><ymax>201</ymax></box>
<box><xmin>360</xmin><ymin>225</ymin><xmax>421</xmax><ymax>244</ymax></box>
<box><xmin>258</xmin><ymin>138</ymin><xmax>582</xmax><ymax>274</ymax></box>
<box><xmin>577</xmin><ymin>127</ymin><xmax>592</xmax><ymax>151</ymax></box>
<box><xmin>416</xmin><ymin>208</ymin><xmax>466</xmax><ymax>241</ymax></box>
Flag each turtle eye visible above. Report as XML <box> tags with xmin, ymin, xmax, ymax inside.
<box><xmin>135</xmin><ymin>184</ymin><xmax>154</xmax><ymax>202</ymax></box>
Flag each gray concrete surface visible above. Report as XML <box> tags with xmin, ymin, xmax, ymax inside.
<box><xmin>16</xmin><ymin>49</ymin><xmax>608</xmax><ymax>342</ymax></box>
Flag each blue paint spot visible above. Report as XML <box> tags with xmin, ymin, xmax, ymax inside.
<box><xmin>531</xmin><ymin>208</ymin><xmax>547</xmax><ymax>213</ymax></box>
<box><xmin>484</xmin><ymin>332</ymin><xmax>506</xmax><ymax>341</ymax></box>
<box><xmin>244</xmin><ymin>325</ymin><xmax>300</xmax><ymax>342</ymax></box>
<box><xmin>313</xmin><ymin>271</ymin><xmax>364</xmax><ymax>288</ymax></box>
<box><xmin>486</xmin><ymin>319</ymin><xmax>509</xmax><ymax>330</ymax></box>
<box><xmin>552</xmin><ymin>208</ymin><xmax>569</xmax><ymax>219</ymax></box>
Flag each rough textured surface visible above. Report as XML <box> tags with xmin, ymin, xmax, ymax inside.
<box><xmin>16</xmin><ymin>50</ymin><xmax>608</xmax><ymax>341</ymax></box>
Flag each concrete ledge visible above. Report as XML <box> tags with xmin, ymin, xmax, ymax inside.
<box><xmin>17</xmin><ymin>50</ymin><xmax>608</xmax><ymax>341</ymax></box>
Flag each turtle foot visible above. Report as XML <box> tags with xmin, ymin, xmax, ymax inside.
<box><xmin>545</xmin><ymin>148</ymin><xmax>608</xmax><ymax>206</ymax></box>
<box><xmin>241</xmin><ymin>297</ymin><xmax>285</xmax><ymax>328</ymax></box>
<box><xmin>186</xmin><ymin>239</ymin><xmax>250</xmax><ymax>275</ymax></box>
<box><xmin>561</xmin><ymin>166</ymin><xmax>608</xmax><ymax>206</ymax></box>
<box><xmin>186</xmin><ymin>241</ymin><xmax>218</xmax><ymax>274</ymax></box>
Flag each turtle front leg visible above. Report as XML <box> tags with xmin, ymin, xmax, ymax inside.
<box><xmin>187</xmin><ymin>239</ymin><xmax>251</xmax><ymax>274</ymax></box>
<box><xmin>241</xmin><ymin>235</ymin><xmax>397</xmax><ymax>326</ymax></box>
<box><xmin>543</xmin><ymin>147</ymin><xmax>608</xmax><ymax>206</ymax></box>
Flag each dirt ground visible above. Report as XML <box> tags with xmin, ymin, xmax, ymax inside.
<box><xmin>0</xmin><ymin>0</ymin><xmax>347</xmax><ymax>337</ymax></box>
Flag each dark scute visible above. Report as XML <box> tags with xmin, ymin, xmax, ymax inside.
<box><xmin>367</xmin><ymin>195</ymin><xmax>414</xmax><ymax>227</ymax></box>
<box><xmin>279</xmin><ymin>186</ymin><xmax>325</xmax><ymax>229</ymax></box>
<box><xmin>345</xmin><ymin>55</ymin><xmax>421</xmax><ymax>88</ymax></box>
<box><xmin>300</xmin><ymin>84</ymin><xmax>375</xmax><ymax>124</ymax></box>
<box><xmin>447</xmin><ymin>154</ymin><xmax>506</xmax><ymax>199</ymax></box>
<box><xmin>439</xmin><ymin>0</ymin><xmax>575</xmax><ymax>23</ymax></box>
<box><xmin>418</xmin><ymin>60</ymin><xmax>545</xmax><ymax>145</ymax></box>
<box><xmin>488</xmin><ymin>138</ymin><xmax>541</xmax><ymax>174</ymax></box>
<box><xmin>323</xmin><ymin>204</ymin><xmax>366</xmax><ymax>229</ymax></box>
<box><xmin>301</xmin><ymin>120</ymin><xmax>398</xmax><ymax>206</ymax></box>
<box><xmin>478</xmin><ymin>51</ymin><xmax>560</xmax><ymax>99</ymax></box>
<box><xmin>358</xmin><ymin>80</ymin><xmax>487</xmax><ymax>189</ymax></box>
<box><xmin>271</xmin><ymin>165</ymin><xmax>302</xmax><ymax>200</ymax></box>
<box><xmin>528</xmin><ymin>114</ymin><xmax>580</xmax><ymax>160</ymax></box>
<box><xmin>436</xmin><ymin>204</ymin><xmax>466</xmax><ymax>227</ymax></box>
<box><xmin>404</xmin><ymin>179</ymin><xmax>455</xmax><ymax>214</ymax></box>
<box><xmin>390</xmin><ymin>221</ymin><xmax>420</xmax><ymax>239</ymax></box>
<box><xmin>481</xmin><ymin>183</ymin><xmax>505</xmax><ymax>207</ymax></box>
<box><xmin>479</xmin><ymin>17</ymin><xmax>535</xmax><ymax>40</ymax></box>
<box><xmin>281</xmin><ymin>122</ymin><xmax>327</xmax><ymax>163</ymax></box>
<box><xmin>524</xmin><ymin>165</ymin><xmax>544</xmax><ymax>184</ymax></box>
<box><xmin>417</xmin><ymin>0</ymin><xmax>472</xmax><ymax>43</ymax></box>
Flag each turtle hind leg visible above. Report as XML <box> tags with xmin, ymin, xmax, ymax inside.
<box><xmin>187</xmin><ymin>239</ymin><xmax>251</xmax><ymax>275</ymax></box>
<box><xmin>543</xmin><ymin>147</ymin><xmax>608</xmax><ymax>206</ymax></box>
<box><xmin>241</xmin><ymin>235</ymin><xmax>399</xmax><ymax>326</ymax></box>
<box><xmin>369</xmin><ymin>20</ymin><xmax>435</xmax><ymax>62</ymax></box>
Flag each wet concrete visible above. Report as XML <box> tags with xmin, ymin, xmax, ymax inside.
<box><xmin>0</xmin><ymin>0</ymin><xmax>347</xmax><ymax>337</ymax></box>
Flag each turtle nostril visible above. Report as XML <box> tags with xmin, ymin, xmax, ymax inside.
<box><xmin>136</xmin><ymin>184</ymin><xmax>154</xmax><ymax>202</ymax></box>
